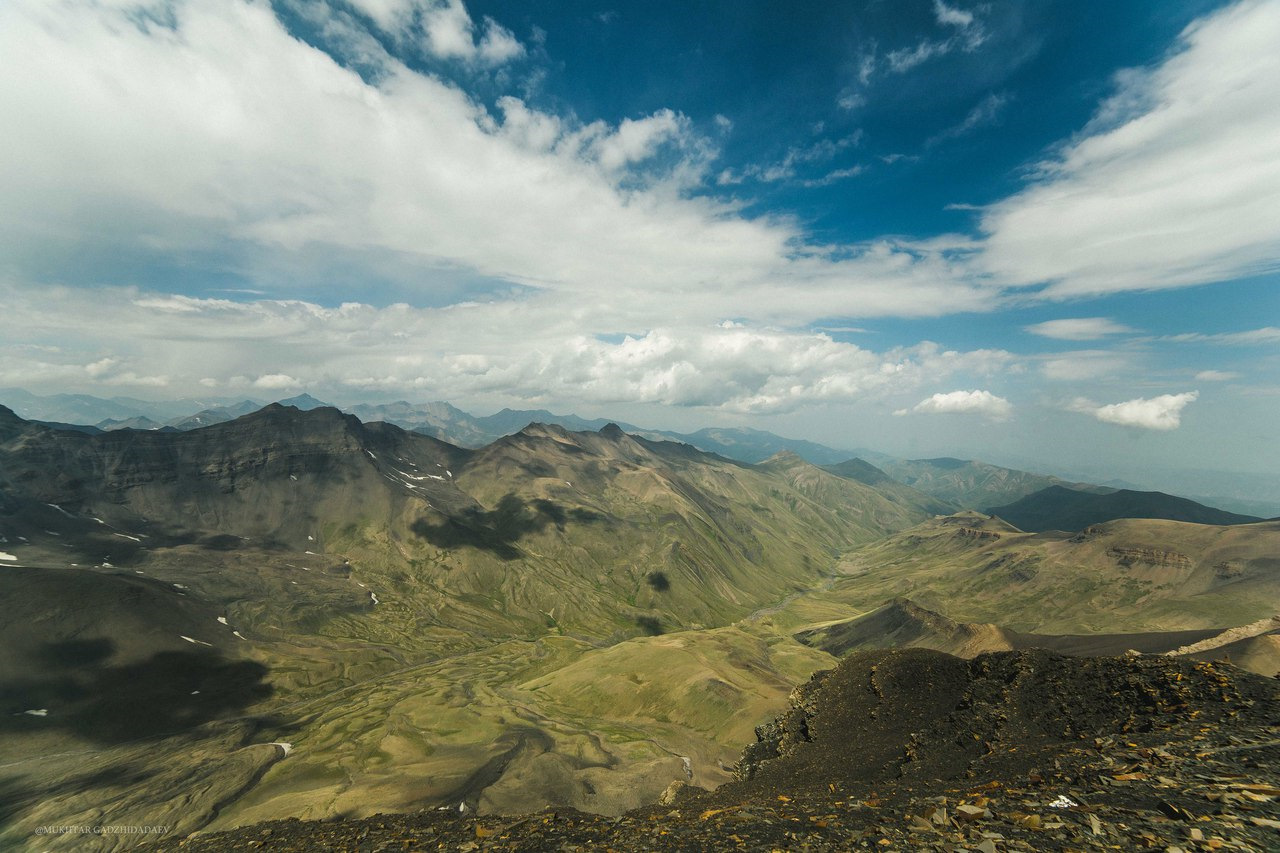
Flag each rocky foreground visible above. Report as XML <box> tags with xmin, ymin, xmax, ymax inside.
<box><xmin>144</xmin><ymin>649</ymin><xmax>1279</xmax><ymax>852</ymax></box>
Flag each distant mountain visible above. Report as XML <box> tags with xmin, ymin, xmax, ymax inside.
<box><xmin>0</xmin><ymin>387</ymin><xmax>254</xmax><ymax>424</ymax></box>
<box><xmin>876</xmin><ymin>457</ymin><xmax>1110</xmax><ymax>510</ymax></box>
<box><xmin>167</xmin><ymin>399</ymin><xmax>264</xmax><ymax>430</ymax></box>
<box><xmin>274</xmin><ymin>393</ymin><xmax>330</xmax><ymax>410</ymax></box>
<box><xmin>95</xmin><ymin>415</ymin><xmax>170</xmax><ymax>431</ymax></box>
<box><xmin>987</xmin><ymin>485</ymin><xmax>1263</xmax><ymax>532</ymax></box>
<box><xmin>822</xmin><ymin>457</ymin><xmax>894</xmax><ymax>486</ymax></box>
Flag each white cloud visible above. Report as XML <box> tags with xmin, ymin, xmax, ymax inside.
<box><xmin>933</xmin><ymin>1</ymin><xmax>973</xmax><ymax>29</ymax></box>
<box><xmin>899</xmin><ymin>389</ymin><xmax>1012</xmax><ymax>420</ymax></box>
<box><xmin>252</xmin><ymin>373</ymin><xmax>302</xmax><ymax>390</ymax></box>
<box><xmin>1025</xmin><ymin>317</ymin><xmax>1136</xmax><ymax>341</ymax></box>
<box><xmin>348</xmin><ymin>0</ymin><xmax>524</xmax><ymax>66</ymax></box>
<box><xmin>1070</xmin><ymin>391</ymin><xmax>1199</xmax><ymax>430</ymax></box>
<box><xmin>1195</xmin><ymin>369</ymin><xmax>1238</xmax><ymax>381</ymax></box>
<box><xmin>980</xmin><ymin>0</ymin><xmax>1280</xmax><ymax>296</ymax></box>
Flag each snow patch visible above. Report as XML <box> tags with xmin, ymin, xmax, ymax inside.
<box><xmin>217</xmin><ymin>616</ymin><xmax>228</xmax><ymax>625</ymax></box>
<box><xmin>305</xmin><ymin>550</ymin><xmax>318</xmax><ymax>555</ymax></box>
<box><xmin>173</xmin><ymin>583</ymin><xmax>188</xmax><ymax>589</ymax></box>
<box><xmin>307</xmin><ymin>535</ymin><xmax>314</xmax><ymax>541</ymax></box>
<box><xmin>0</xmin><ymin>552</ymin><xmax>16</xmax><ymax>561</ymax></box>
<box><xmin>46</xmin><ymin>504</ymin><xmax>73</xmax><ymax>517</ymax></box>
<box><xmin>370</xmin><ymin>592</ymin><xmax>379</xmax><ymax>605</ymax></box>
<box><xmin>22</xmin><ymin>709</ymin><xmax>48</xmax><ymax>717</ymax></box>
<box><xmin>179</xmin><ymin>635</ymin><xmax>213</xmax><ymax>647</ymax></box>
<box><xmin>113</xmin><ymin>533</ymin><xmax>142</xmax><ymax>542</ymax></box>
<box><xmin>270</xmin><ymin>741</ymin><xmax>293</xmax><ymax>755</ymax></box>
<box><xmin>366</xmin><ymin>450</ymin><xmax>377</xmax><ymax>460</ymax></box>
<box><xmin>290</xmin><ymin>474</ymin><xmax>298</xmax><ymax>481</ymax></box>
<box><xmin>233</xmin><ymin>631</ymin><xmax>246</xmax><ymax>640</ymax></box>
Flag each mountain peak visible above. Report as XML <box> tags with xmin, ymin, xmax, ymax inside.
<box><xmin>598</xmin><ymin>423</ymin><xmax>625</xmax><ymax>440</ymax></box>
<box><xmin>275</xmin><ymin>393</ymin><xmax>330</xmax><ymax>410</ymax></box>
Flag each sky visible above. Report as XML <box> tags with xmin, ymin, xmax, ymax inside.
<box><xmin>1</xmin><ymin>0</ymin><xmax>1278</xmax><ymax>482</ymax></box>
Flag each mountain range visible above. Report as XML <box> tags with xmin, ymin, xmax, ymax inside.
<box><xmin>1</xmin><ymin>401</ymin><xmax>1276</xmax><ymax>849</ymax></box>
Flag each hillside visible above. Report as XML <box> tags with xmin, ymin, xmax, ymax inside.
<box><xmin>140</xmin><ymin>648</ymin><xmax>1280</xmax><ymax>852</ymax></box>
<box><xmin>749</xmin><ymin>512</ymin><xmax>1280</xmax><ymax>636</ymax></box>
<box><xmin>988</xmin><ymin>484</ymin><xmax>1263</xmax><ymax>532</ymax></box>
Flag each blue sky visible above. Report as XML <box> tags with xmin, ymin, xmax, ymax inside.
<box><xmin>1</xmin><ymin>0</ymin><xmax>1277</xmax><ymax>484</ymax></box>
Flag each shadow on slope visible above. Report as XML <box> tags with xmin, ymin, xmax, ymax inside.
<box><xmin>1</xmin><ymin>638</ymin><xmax>274</xmax><ymax>744</ymax></box>
<box><xmin>411</xmin><ymin>493</ymin><xmax>602</xmax><ymax>560</ymax></box>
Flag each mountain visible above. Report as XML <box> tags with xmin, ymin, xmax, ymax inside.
<box><xmin>95</xmin><ymin>415</ymin><xmax>171</xmax><ymax>431</ymax></box>
<box><xmin>987</xmin><ymin>484</ymin><xmax>1263</xmax><ymax>532</ymax></box>
<box><xmin>0</xmin><ymin>404</ymin><xmax>950</xmax><ymax>842</ymax></box>
<box><xmin>166</xmin><ymin>398</ymin><xmax>264</xmax><ymax>430</ymax></box>
<box><xmin>655</xmin><ymin>426</ymin><xmax>858</xmax><ymax>465</ymax></box>
<box><xmin>874</xmin><ymin>456</ymin><xmax>1111</xmax><ymax>510</ymax></box>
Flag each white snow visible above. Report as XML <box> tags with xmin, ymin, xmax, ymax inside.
<box><xmin>91</xmin><ymin>517</ymin><xmax>105</xmax><ymax>525</ymax></box>
<box><xmin>43</xmin><ymin>530</ymin><xmax>59</xmax><ymax>536</ymax></box>
<box><xmin>46</xmin><ymin>504</ymin><xmax>73</xmax><ymax>516</ymax></box>
<box><xmin>190</xmin><ymin>690</ymin><xmax>200</xmax><ymax>695</ymax></box>
<box><xmin>217</xmin><ymin>616</ymin><xmax>228</xmax><ymax>625</ymax></box>
<box><xmin>445</xmin><ymin>470</ymin><xmax>453</xmax><ymax>478</ymax></box>
<box><xmin>113</xmin><ymin>533</ymin><xmax>142</xmax><ymax>542</ymax></box>
<box><xmin>305</xmin><ymin>550</ymin><xmax>318</xmax><ymax>555</ymax></box>
<box><xmin>173</xmin><ymin>583</ymin><xmax>188</xmax><ymax>589</ymax></box>
<box><xmin>100</xmin><ymin>562</ymin><xmax>113</xmax><ymax>568</ymax></box>
<box><xmin>290</xmin><ymin>474</ymin><xmax>298</xmax><ymax>481</ymax></box>
<box><xmin>1048</xmin><ymin>795</ymin><xmax>1079</xmax><ymax>809</ymax></box>
<box><xmin>307</xmin><ymin>535</ymin><xmax>314</xmax><ymax>541</ymax></box>
<box><xmin>134</xmin><ymin>570</ymin><xmax>144</xmax><ymax>574</ymax></box>
<box><xmin>366</xmin><ymin>450</ymin><xmax>376</xmax><ymax>460</ymax></box>
<box><xmin>22</xmin><ymin>709</ymin><xmax>48</xmax><ymax>717</ymax></box>
<box><xmin>179</xmin><ymin>635</ymin><xmax>213</xmax><ymax>647</ymax></box>
<box><xmin>233</xmin><ymin>631</ymin><xmax>246</xmax><ymax>640</ymax></box>
<box><xmin>0</xmin><ymin>552</ymin><xmax>16</xmax><ymax>561</ymax></box>
<box><xmin>370</xmin><ymin>592</ymin><xmax>379</xmax><ymax>605</ymax></box>
<box><xmin>270</xmin><ymin>741</ymin><xmax>293</xmax><ymax>755</ymax></box>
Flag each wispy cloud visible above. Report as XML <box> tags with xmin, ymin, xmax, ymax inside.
<box><xmin>1069</xmin><ymin>392</ymin><xmax>1198</xmax><ymax>430</ymax></box>
<box><xmin>1025</xmin><ymin>317</ymin><xmax>1136</xmax><ymax>341</ymax></box>
<box><xmin>928</xmin><ymin>93</ymin><xmax>1009</xmax><ymax>145</ymax></box>
<box><xmin>1195</xmin><ymin>369</ymin><xmax>1239</xmax><ymax>381</ymax></box>
<box><xmin>1162</xmin><ymin>326</ymin><xmax>1280</xmax><ymax>345</ymax></box>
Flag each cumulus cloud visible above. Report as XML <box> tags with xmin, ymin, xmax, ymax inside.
<box><xmin>980</xmin><ymin>0</ymin><xmax>1280</xmax><ymax>296</ymax></box>
<box><xmin>1025</xmin><ymin>317</ymin><xmax>1136</xmax><ymax>341</ymax></box>
<box><xmin>897</xmin><ymin>389</ymin><xmax>1012</xmax><ymax>421</ymax></box>
<box><xmin>1070</xmin><ymin>392</ymin><xmax>1199</xmax><ymax>430</ymax></box>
